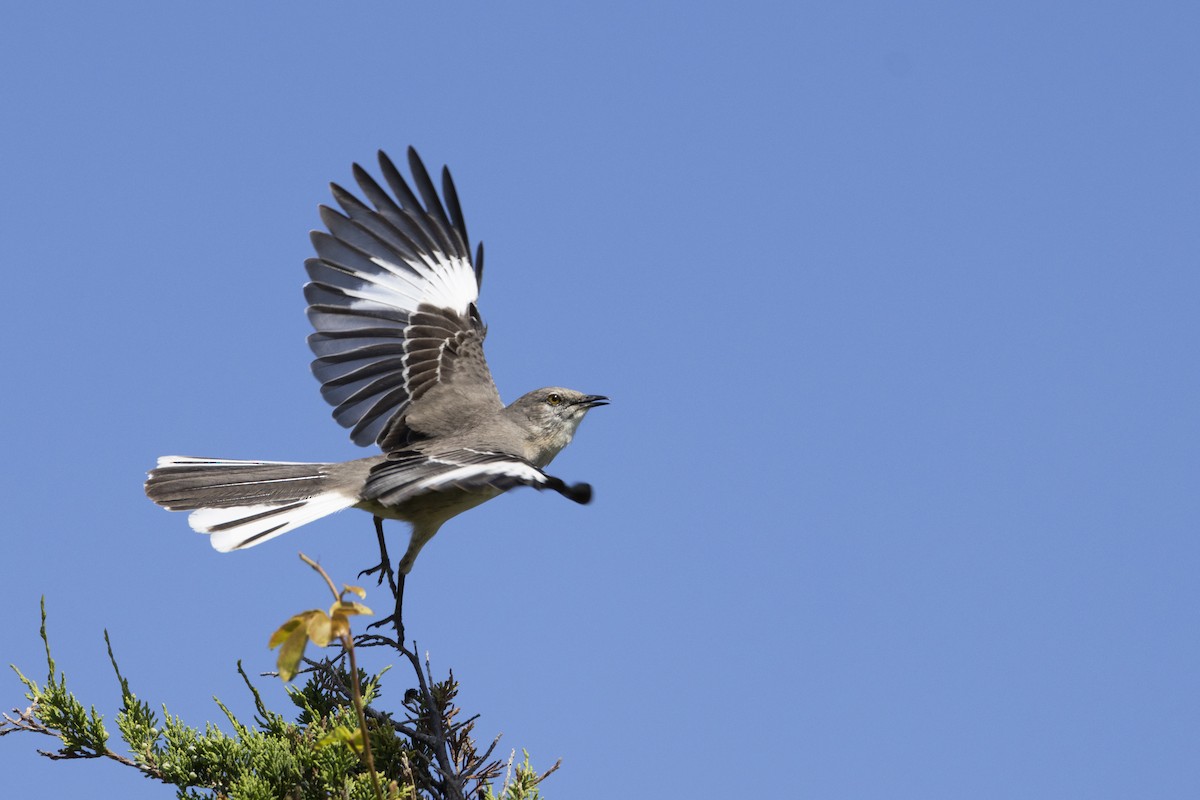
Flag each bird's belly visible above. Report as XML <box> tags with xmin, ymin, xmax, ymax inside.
<box><xmin>355</xmin><ymin>486</ymin><xmax>503</xmax><ymax>527</ymax></box>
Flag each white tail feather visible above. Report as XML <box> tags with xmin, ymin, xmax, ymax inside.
<box><xmin>156</xmin><ymin>455</ymin><xmax>323</xmax><ymax>468</ymax></box>
<box><xmin>191</xmin><ymin>491</ymin><xmax>358</xmax><ymax>552</ymax></box>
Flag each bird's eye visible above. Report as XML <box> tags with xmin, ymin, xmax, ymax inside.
<box><xmin>546</xmin><ymin>393</ymin><xmax>563</xmax><ymax>405</ymax></box>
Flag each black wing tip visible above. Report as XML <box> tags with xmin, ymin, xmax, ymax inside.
<box><xmin>317</xmin><ymin>204</ymin><xmax>347</xmax><ymax>227</ymax></box>
<box><xmin>376</xmin><ymin>149</ymin><xmax>398</xmax><ymax>170</ymax></box>
<box><xmin>541</xmin><ymin>475</ymin><xmax>593</xmax><ymax>504</ymax></box>
<box><xmin>351</xmin><ymin>161</ymin><xmax>373</xmax><ymax>183</ymax></box>
<box><xmin>566</xmin><ymin>482</ymin><xmax>593</xmax><ymax>505</ymax></box>
<box><xmin>406</xmin><ymin>146</ymin><xmax>425</xmax><ymax>172</ymax></box>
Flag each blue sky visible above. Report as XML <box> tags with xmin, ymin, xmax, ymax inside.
<box><xmin>3</xmin><ymin>2</ymin><xmax>1197</xmax><ymax>797</ymax></box>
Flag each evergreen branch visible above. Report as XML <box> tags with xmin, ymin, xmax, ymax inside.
<box><xmin>6</xmin><ymin>574</ymin><xmax>562</xmax><ymax>799</ymax></box>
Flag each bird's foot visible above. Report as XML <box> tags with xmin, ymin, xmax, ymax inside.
<box><xmin>357</xmin><ymin>516</ymin><xmax>406</xmax><ymax>645</ymax></box>
<box><xmin>358</xmin><ymin>559</ymin><xmax>394</xmax><ymax>587</ymax></box>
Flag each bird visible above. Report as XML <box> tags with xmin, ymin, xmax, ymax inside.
<box><xmin>145</xmin><ymin>147</ymin><xmax>607</xmax><ymax>636</ymax></box>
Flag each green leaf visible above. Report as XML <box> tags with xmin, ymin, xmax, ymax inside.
<box><xmin>342</xmin><ymin>584</ymin><xmax>367</xmax><ymax>599</ymax></box>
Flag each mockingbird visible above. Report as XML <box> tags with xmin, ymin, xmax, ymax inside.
<box><xmin>145</xmin><ymin>148</ymin><xmax>606</xmax><ymax>632</ymax></box>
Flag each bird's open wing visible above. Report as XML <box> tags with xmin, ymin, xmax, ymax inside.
<box><xmin>305</xmin><ymin>148</ymin><xmax>502</xmax><ymax>449</ymax></box>
<box><xmin>363</xmin><ymin>448</ymin><xmax>593</xmax><ymax>506</ymax></box>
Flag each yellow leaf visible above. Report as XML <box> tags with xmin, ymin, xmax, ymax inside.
<box><xmin>268</xmin><ymin>611</ymin><xmax>320</xmax><ymax>649</ymax></box>
<box><xmin>342</xmin><ymin>584</ymin><xmax>367</xmax><ymax>599</ymax></box>
<box><xmin>304</xmin><ymin>609</ymin><xmax>333</xmax><ymax>647</ymax></box>
<box><xmin>329</xmin><ymin>600</ymin><xmax>373</xmax><ymax>617</ymax></box>
<box><xmin>276</xmin><ymin>624</ymin><xmax>309</xmax><ymax>682</ymax></box>
<box><xmin>329</xmin><ymin>614</ymin><xmax>351</xmax><ymax>641</ymax></box>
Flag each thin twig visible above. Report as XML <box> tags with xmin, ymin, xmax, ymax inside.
<box><xmin>361</xmin><ymin>705</ymin><xmax>429</xmax><ymax>743</ymax></box>
<box><xmin>404</xmin><ymin>643</ymin><xmax>466</xmax><ymax>800</ymax></box>
<box><xmin>2</xmin><ymin>706</ymin><xmax>160</xmax><ymax>774</ymax></box>
<box><xmin>473</xmin><ymin>733</ymin><xmax>504</xmax><ymax>776</ymax></box>
<box><xmin>537</xmin><ymin>758</ymin><xmax>563</xmax><ymax>784</ymax></box>
<box><xmin>298</xmin><ymin>552</ymin><xmax>340</xmax><ymax>601</ymax></box>
<box><xmin>297</xmin><ymin>553</ymin><xmax>385</xmax><ymax>800</ymax></box>
<box><xmin>343</xmin><ymin>628</ymin><xmax>384</xmax><ymax>800</ymax></box>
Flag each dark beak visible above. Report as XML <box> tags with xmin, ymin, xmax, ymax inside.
<box><xmin>579</xmin><ymin>394</ymin><xmax>609</xmax><ymax>408</ymax></box>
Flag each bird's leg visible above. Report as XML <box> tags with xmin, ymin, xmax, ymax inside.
<box><xmin>359</xmin><ymin>515</ymin><xmax>405</xmax><ymax>642</ymax></box>
<box><xmin>365</xmin><ymin>572</ymin><xmax>406</xmax><ymax>641</ymax></box>
<box><xmin>393</xmin><ymin>572</ymin><xmax>406</xmax><ymax>644</ymax></box>
<box><xmin>358</xmin><ymin>516</ymin><xmax>397</xmax><ymax>594</ymax></box>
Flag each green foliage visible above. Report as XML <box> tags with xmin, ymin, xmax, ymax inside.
<box><xmin>8</xmin><ymin>598</ymin><xmax>111</xmax><ymax>759</ymax></box>
<box><xmin>3</xmin><ymin>597</ymin><xmax>557</xmax><ymax>800</ymax></box>
<box><xmin>486</xmin><ymin>752</ymin><xmax>551</xmax><ymax>800</ymax></box>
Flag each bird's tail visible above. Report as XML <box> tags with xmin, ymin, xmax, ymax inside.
<box><xmin>145</xmin><ymin>456</ymin><xmax>359</xmax><ymax>552</ymax></box>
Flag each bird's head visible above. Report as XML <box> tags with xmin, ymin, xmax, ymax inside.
<box><xmin>507</xmin><ymin>387</ymin><xmax>608</xmax><ymax>466</ymax></box>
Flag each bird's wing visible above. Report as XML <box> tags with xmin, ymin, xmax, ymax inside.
<box><xmin>363</xmin><ymin>448</ymin><xmax>593</xmax><ymax>506</ymax></box>
<box><xmin>305</xmin><ymin>148</ymin><xmax>502</xmax><ymax>450</ymax></box>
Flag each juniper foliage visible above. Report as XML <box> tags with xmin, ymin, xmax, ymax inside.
<box><xmin>3</xmin><ymin>597</ymin><xmax>557</xmax><ymax>800</ymax></box>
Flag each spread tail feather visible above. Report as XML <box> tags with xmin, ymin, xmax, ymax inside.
<box><xmin>145</xmin><ymin>456</ymin><xmax>359</xmax><ymax>551</ymax></box>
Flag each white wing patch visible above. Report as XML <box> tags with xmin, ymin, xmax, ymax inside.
<box><xmin>410</xmin><ymin>457</ymin><xmax>548</xmax><ymax>493</ymax></box>
<box><xmin>305</xmin><ymin>150</ymin><xmax>497</xmax><ymax>448</ymax></box>
<box><xmin>338</xmin><ymin>253</ymin><xmax>477</xmax><ymax>317</ymax></box>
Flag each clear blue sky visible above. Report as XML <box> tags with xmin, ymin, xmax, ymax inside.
<box><xmin>3</xmin><ymin>3</ymin><xmax>1197</xmax><ymax>798</ymax></box>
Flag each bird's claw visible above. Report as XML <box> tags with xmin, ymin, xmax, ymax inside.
<box><xmin>366</xmin><ymin>612</ymin><xmax>403</xmax><ymax>634</ymax></box>
<box><xmin>358</xmin><ymin>559</ymin><xmax>392</xmax><ymax>587</ymax></box>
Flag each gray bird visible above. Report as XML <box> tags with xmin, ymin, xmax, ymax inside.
<box><xmin>145</xmin><ymin>148</ymin><xmax>606</xmax><ymax>631</ymax></box>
